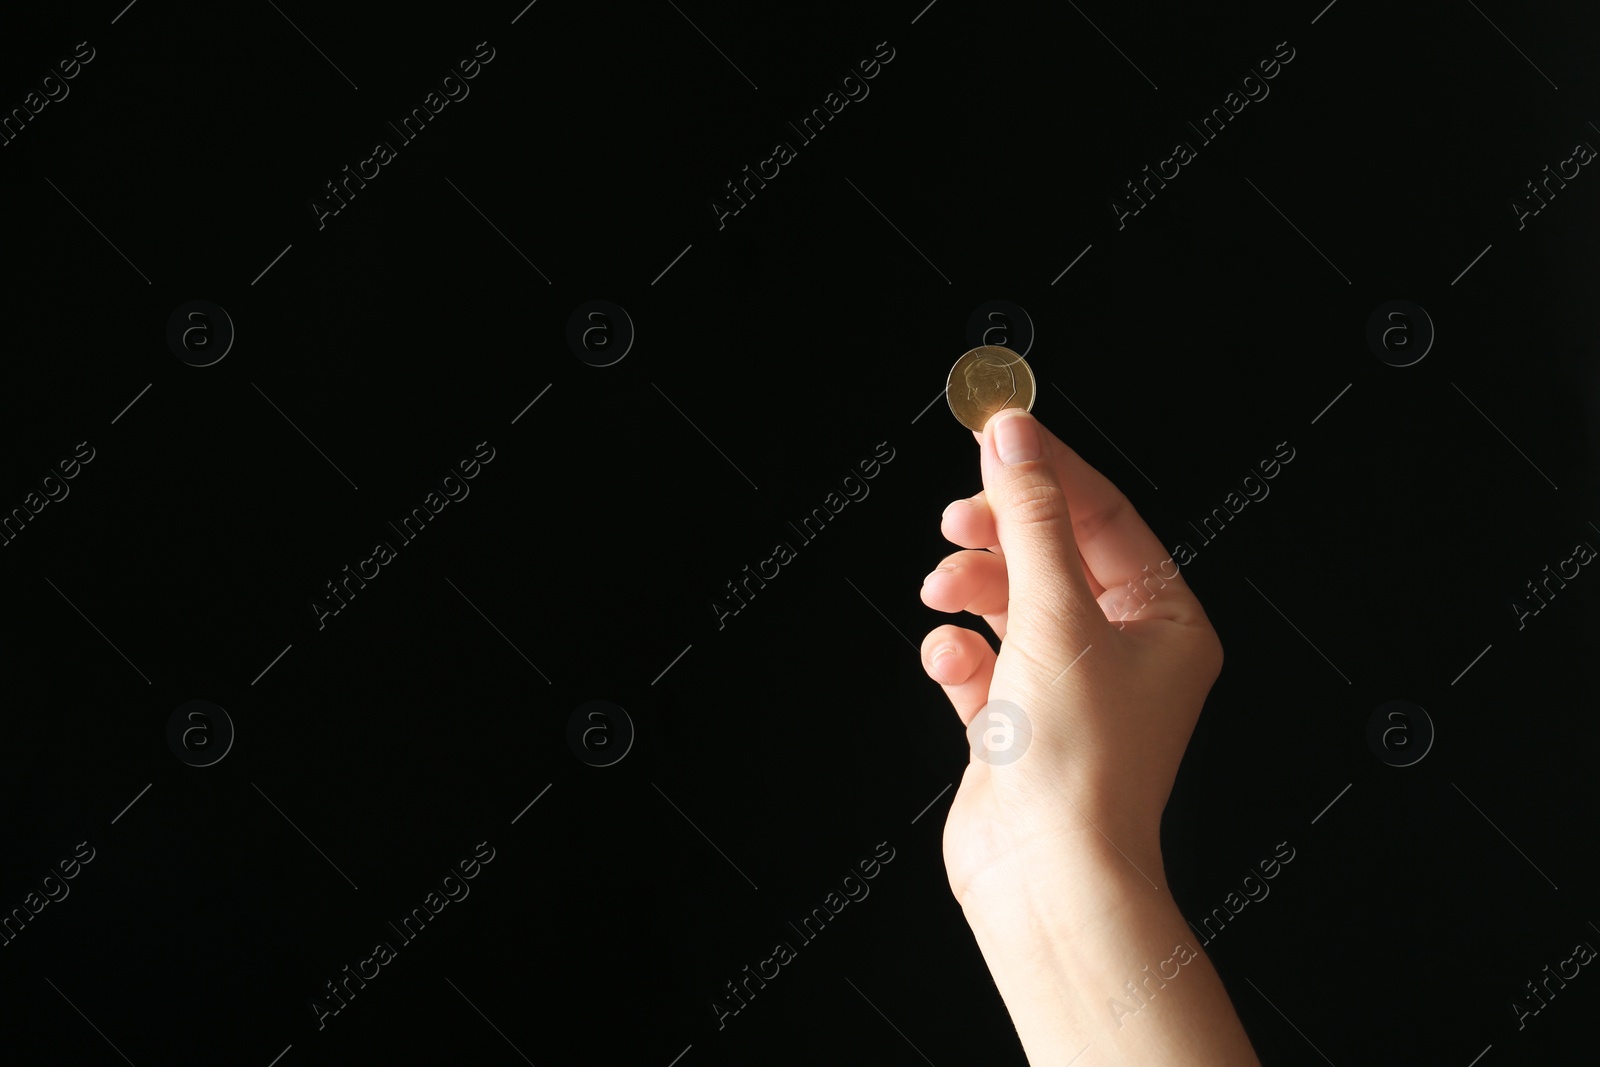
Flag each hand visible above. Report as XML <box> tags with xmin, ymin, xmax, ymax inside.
<box><xmin>919</xmin><ymin>407</ymin><xmax>1224</xmax><ymax>907</ymax></box>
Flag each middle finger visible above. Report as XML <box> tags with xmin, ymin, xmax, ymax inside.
<box><xmin>922</xmin><ymin>548</ymin><xmax>1010</xmax><ymax>640</ymax></box>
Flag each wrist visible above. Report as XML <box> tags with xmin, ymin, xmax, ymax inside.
<box><xmin>957</xmin><ymin>820</ymin><xmax>1170</xmax><ymax>921</ymax></box>
<box><xmin>955</xmin><ymin>835</ymin><xmax>1255</xmax><ymax>1066</ymax></box>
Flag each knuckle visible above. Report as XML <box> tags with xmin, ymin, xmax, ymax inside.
<box><xmin>1004</xmin><ymin>477</ymin><xmax>1069</xmax><ymax>529</ymax></box>
<box><xmin>1073</xmin><ymin>493</ymin><xmax>1128</xmax><ymax>542</ymax></box>
<box><xmin>1010</xmin><ymin>587</ymin><xmax>1096</xmax><ymax>651</ymax></box>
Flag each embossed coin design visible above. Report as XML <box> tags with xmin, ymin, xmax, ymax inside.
<box><xmin>947</xmin><ymin>345</ymin><xmax>1036</xmax><ymax>432</ymax></box>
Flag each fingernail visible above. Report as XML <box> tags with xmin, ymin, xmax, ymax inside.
<box><xmin>942</xmin><ymin>500</ymin><xmax>966</xmax><ymax>520</ymax></box>
<box><xmin>994</xmin><ymin>410</ymin><xmax>1041</xmax><ymax>466</ymax></box>
<box><xmin>931</xmin><ymin>646</ymin><xmax>958</xmax><ymax>681</ymax></box>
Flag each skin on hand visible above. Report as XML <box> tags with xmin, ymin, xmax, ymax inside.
<box><xmin>919</xmin><ymin>407</ymin><xmax>1259</xmax><ymax>1066</ymax></box>
<box><xmin>920</xmin><ymin>407</ymin><xmax>1222</xmax><ymax>904</ymax></box>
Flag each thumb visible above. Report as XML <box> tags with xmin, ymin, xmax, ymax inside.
<box><xmin>978</xmin><ymin>408</ymin><xmax>1104</xmax><ymax>653</ymax></box>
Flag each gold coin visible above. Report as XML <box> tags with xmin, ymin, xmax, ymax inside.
<box><xmin>946</xmin><ymin>345</ymin><xmax>1036</xmax><ymax>432</ymax></box>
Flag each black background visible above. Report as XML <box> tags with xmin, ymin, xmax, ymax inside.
<box><xmin>2</xmin><ymin>1</ymin><xmax>1597</xmax><ymax>1064</ymax></box>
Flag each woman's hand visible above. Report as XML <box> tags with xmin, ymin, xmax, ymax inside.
<box><xmin>918</xmin><ymin>407</ymin><xmax>1259</xmax><ymax>1066</ymax></box>
<box><xmin>919</xmin><ymin>406</ymin><xmax>1222</xmax><ymax>908</ymax></box>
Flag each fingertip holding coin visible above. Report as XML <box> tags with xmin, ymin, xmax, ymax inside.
<box><xmin>976</xmin><ymin>407</ymin><xmax>1034</xmax><ymax>449</ymax></box>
